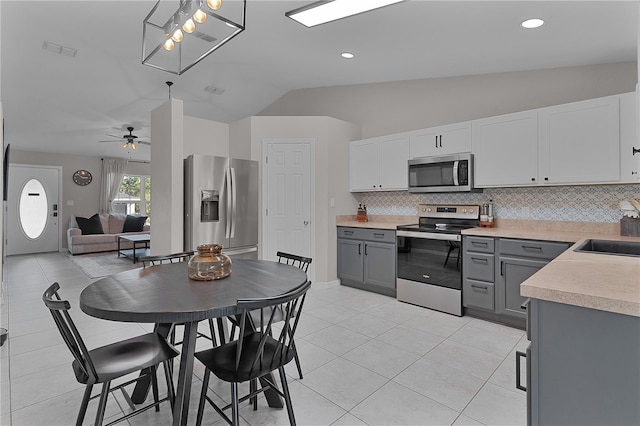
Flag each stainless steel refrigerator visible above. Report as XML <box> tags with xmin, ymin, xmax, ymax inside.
<box><xmin>184</xmin><ymin>154</ymin><xmax>259</xmax><ymax>259</ymax></box>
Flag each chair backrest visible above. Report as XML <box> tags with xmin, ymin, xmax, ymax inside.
<box><xmin>140</xmin><ymin>251</ymin><xmax>196</xmax><ymax>269</ymax></box>
<box><xmin>235</xmin><ymin>280</ymin><xmax>312</xmax><ymax>374</ymax></box>
<box><xmin>42</xmin><ymin>282</ymin><xmax>98</xmax><ymax>383</ymax></box>
<box><xmin>276</xmin><ymin>251</ymin><xmax>312</xmax><ymax>273</ymax></box>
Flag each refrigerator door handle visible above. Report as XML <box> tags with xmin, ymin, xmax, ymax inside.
<box><xmin>230</xmin><ymin>167</ymin><xmax>237</xmax><ymax>239</ymax></box>
<box><xmin>225</xmin><ymin>167</ymin><xmax>232</xmax><ymax>239</ymax></box>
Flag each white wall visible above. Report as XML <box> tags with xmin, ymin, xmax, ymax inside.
<box><xmin>184</xmin><ymin>116</ymin><xmax>229</xmax><ymax>157</ymax></box>
<box><xmin>151</xmin><ymin>99</ymin><xmax>184</xmax><ymax>255</ymax></box>
<box><xmin>260</xmin><ymin>62</ymin><xmax>638</xmax><ymax>139</ymax></box>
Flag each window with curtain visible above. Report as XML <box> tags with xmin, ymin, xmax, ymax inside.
<box><xmin>99</xmin><ymin>158</ymin><xmax>128</xmax><ymax>214</ymax></box>
<box><xmin>112</xmin><ymin>175</ymin><xmax>151</xmax><ymax>222</ymax></box>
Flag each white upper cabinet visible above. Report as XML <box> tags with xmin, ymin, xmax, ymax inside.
<box><xmin>410</xmin><ymin>122</ymin><xmax>471</xmax><ymax>158</ymax></box>
<box><xmin>539</xmin><ymin>96</ymin><xmax>620</xmax><ymax>184</ymax></box>
<box><xmin>619</xmin><ymin>91</ymin><xmax>639</xmax><ymax>182</ymax></box>
<box><xmin>472</xmin><ymin>111</ymin><xmax>539</xmax><ymax>187</ymax></box>
<box><xmin>350</xmin><ymin>133</ymin><xmax>409</xmax><ymax>192</ymax></box>
<box><xmin>473</xmin><ymin>94</ymin><xmax>626</xmax><ymax>188</ymax></box>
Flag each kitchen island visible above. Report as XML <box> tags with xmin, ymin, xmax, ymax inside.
<box><xmin>514</xmin><ymin>226</ymin><xmax>639</xmax><ymax>425</ymax></box>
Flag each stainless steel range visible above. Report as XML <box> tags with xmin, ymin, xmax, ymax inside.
<box><xmin>396</xmin><ymin>204</ymin><xmax>480</xmax><ymax>316</ymax></box>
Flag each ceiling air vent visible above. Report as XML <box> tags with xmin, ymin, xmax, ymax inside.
<box><xmin>42</xmin><ymin>41</ymin><xmax>77</xmax><ymax>58</ymax></box>
<box><xmin>204</xmin><ymin>85</ymin><xmax>225</xmax><ymax>95</ymax></box>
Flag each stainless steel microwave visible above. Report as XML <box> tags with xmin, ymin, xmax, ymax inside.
<box><xmin>408</xmin><ymin>153</ymin><xmax>479</xmax><ymax>193</ymax></box>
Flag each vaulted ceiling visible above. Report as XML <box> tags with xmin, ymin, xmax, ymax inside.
<box><xmin>1</xmin><ymin>1</ymin><xmax>637</xmax><ymax>161</ymax></box>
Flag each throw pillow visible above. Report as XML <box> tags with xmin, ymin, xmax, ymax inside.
<box><xmin>123</xmin><ymin>215</ymin><xmax>147</xmax><ymax>232</ymax></box>
<box><xmin>76</xmin><ymin>214</ymin><xmax>104</xmax><ymax>235</ymax></box>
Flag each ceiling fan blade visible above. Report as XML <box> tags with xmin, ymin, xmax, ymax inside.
<box><xmin>98</xmin><ymin>140</ymin><xmax>122</xmax><ymax>143</ymax></box>
<box><xmin>138</xmin><ymin>141</ymin><xmax>151</xmax><ymax>146</ymax></box>
<box><xmin>105</xmin><ymin>134</ymin><xmax>123</xmax><ymax>139</ymax></box>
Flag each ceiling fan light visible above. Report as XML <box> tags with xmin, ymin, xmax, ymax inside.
<box><xmin>183</xmin><ymin>18</ymin><xmax>196</xmax><ymax>33</ymax></box>
<box><xmin>131</xmin><ymin>143</ymin><xmax>136</xmax><ymax>150</ymax></box>
<box><xmin>207</xmin><ymin>0</ymin><xmax>222</xmax><ymax>11</ymax></box>
<box><xmin>122</xmin><ymin>143</ymin><xmax>128</xmax><ymax>149</ymax></box>
<box><xmin>162</xmin><ymin>38</ymin><xmax>175</xmax><ymax>51</ymax></box>
<box><xmin>193</xmin><ymin>8</ymin><xmax>207</xmax><ymax>24</ymax></box>
<box><xmin>171</xmin><ymin>28</ymin><xmax>184</xmax><ymax>43</ymax></box>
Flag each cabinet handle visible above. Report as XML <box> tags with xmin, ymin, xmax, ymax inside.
<box><xmin>516</xmin><ymin>351</ymin><xmax>527</xmax><ymax>392</ymax></box>
<box><xmin>471</xmin><ymin>257</ymin><xmax>488</xmax><ymax>263</ymax></box>
<box><xmin>471</xmin><ymin>241</ymin><xmax>488</xmax><ymax>247</ymax></box>
<box><xmin>373</xmin><ymin>233</ymin><xmax>385</xmax><ymax>238</ymax></box>
<box><xmin>470</xmin><ymin>284</ymin><xmax>488</xmax><ymax>291</ymax></box>
<box><xmin>500</xmin><ymin>260</ymin><xmax>504</xmax><ymax>276</ymax></box>
<box><xmin>364</xmin><ymin>243</ymin><xmax>368</xmax><ymax>256</ymax></box>
<box><xmin>531</xmin><ymin>177</ymin><xmax>536</xmax><ymax>181</ymax></box>
<box><xmin>521</xmin><ymin>299</ymin><xmax>530</xmax><ymax>310</ymax></box>
<box><xmin>344</xmin><ymin>230</ymin><xmax>354</xmax><ymax>235</ymax></box>
<box><xmin>633</xmin><ymin>147</ymin><xmax>640</xmax><ymax>155</ymax></box>
<box><xmin>358</xmin><ymin>243</ymin><xmax>361</xmax><ymax>255</ymax></box>
<box><xmin>522</xmin><ymin>245</ymin><xmax>543</xmax><ymax>251</ymax></box>
<box><xmin>435</xmin><ymin>135</ymin><xmax>438</xmax><ymax>149</ymax></box>
<box><xmin>439</xmin><ymin>135</ymin><xmax>443</xmax><ymax>148</ymax></box>
<box><xmin>544</xmin><ymin>177</ymin><xmax>549</xmax><ymax>181</ymax></box>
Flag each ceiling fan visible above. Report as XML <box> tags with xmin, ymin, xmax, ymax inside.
<box><xmin>99</xmin><ymin>126</ymin><xmax>150</xmax><ymax>150</ymax></box>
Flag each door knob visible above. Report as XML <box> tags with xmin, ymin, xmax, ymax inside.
<box><xmin>303</xmin><ymin>221</ymin><xmax>309</xmax><ymax>225</ymax></box>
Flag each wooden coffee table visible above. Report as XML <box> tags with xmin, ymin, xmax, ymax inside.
<box><xmin>117</xmin><ymin>234</ymin><xmax>150</xmax><ymax>263</ymax></box>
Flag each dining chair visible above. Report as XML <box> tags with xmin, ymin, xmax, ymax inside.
<box><xmin>139</xmin><ymin>250</ymin><xmax>196</xmax><ymax>269</ymax></box>
<box><xmin>42</xmin><ymin>282</ymin><xmax>178</xmax><ymax>426</ymax></box>
<box><xmin>194</xmin><ymin>280</ymin><xmax>312</xmax><ymax>426</ymax></box>
<box><xmin>229</xmin><ymin>251</ymin><xmax>312</xmax><ymax>379</ymax></box>
<box><xmin>140</xmin><ymin>250</ymin><xmax>222</xmax><ymax>352</ymax></box>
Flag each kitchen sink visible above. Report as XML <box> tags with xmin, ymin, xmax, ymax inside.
<box><xmin>574</xmin><ymin>239</ymin><xmax>640</xmax><ymax>257</ymax></box>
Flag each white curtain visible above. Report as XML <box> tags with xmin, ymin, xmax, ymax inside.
<box><xmin>99</xmin><ymin>158</ymin><xmax>128</xmax><ymax>214</ymax></box>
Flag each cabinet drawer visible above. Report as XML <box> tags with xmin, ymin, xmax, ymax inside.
<box><xmin>337</xmin><ymin>227</ymin><xmax>367</xmax><ymax>240</ymax></box>
<box><xmin>465</xmin><ymin>253</ymin><xmax>494</xmax><ymax>282</ymax></box>
<box><xmin>463</xmin><ymin>279</ymin><xmax>495</xmax><ymax>311</ymax></box>
<box><xmin>499</xmin><ymin>239</ymin><xmax>569</xmax><ymax>260</ymax></box>
<box><xmin>337</xmin><ymin>227</ymin><xmax>395</xmax><ymax>243</ymax></box>
<box><xmin>465</xmin><ymin>236</ymin><xmax>495</xmax><ymax>253</ymax></box>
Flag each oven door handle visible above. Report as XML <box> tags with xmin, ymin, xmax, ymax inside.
<box><xmin>396</xmin><ymin>230</ymin><xmax>461</xmax><ymax>242</ymax></box>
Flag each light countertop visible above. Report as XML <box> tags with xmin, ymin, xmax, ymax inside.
<box><xmin>336</xmin><ymin>215</ymin><xmax>416</xmax><ymax>230</ymax></box>
<box><xmin>520</xmin><ymin>239</ymin><xmax>640</xmax><ymax>317</ymax></box>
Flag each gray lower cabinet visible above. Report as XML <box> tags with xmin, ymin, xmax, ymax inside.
<box><xmin>497</xmin><ymin>239</ymin><xmax>570</xmax><ymax>320</ymax></box>
<box><xmin>524</xmin><ymin>299</ymin><xmax>640</xmax><ymax>425</ymax></box>
<box><xmin>337</xmin><ymin>227</ymin><xmax>396</xmax><ymax>296</ymax></box>
<box><xmin>463</xmin><ymin>236</ymin><xmax>570</xmax><ymax>325</ymax></box>
<box><xmin>462</xmin><ymin>236</ymin><xmax>496</xmax><ymax>311</ymax></box>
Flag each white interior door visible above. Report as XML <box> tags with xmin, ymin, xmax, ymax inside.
<box><xmin>6</xmin><ymin>165</ymin><xmax>60</xmax><ymax>255</ymax></box>
<box><xmin>263</xmin><ymin>140</ymin><xmax>314</xmax><ymax>279</ymax></box>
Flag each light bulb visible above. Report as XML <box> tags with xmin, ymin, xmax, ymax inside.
<box><xmin>193</xmin><ymin>8</ymin><xmax>207</xmax><ymax>24</ymax></box>
<box><xmin>182</xmin><ymin>18</ymin><xmax>196</xmax><ymax>33</ymax></box>
<box><xmin>131</xmin><ymin>143</ymin><xmax>136</xmax><ymax>150</ymax></box>
<box><xmin>171</xmin><ymin>28</ymin><xmax>184</xmax><ymax>43</ymax></box>
<box><xmin>207</xmin><ymin>0</ymin><xmax>222</xmax><ymax>11</ymax></box>
<box><xmin>122</xmin><ymin>143</ymin><xmax>128</xmax><ymax>149</ymax></box>
<box><xmin>163</xmin><ymin>38</ymin><xmax>175</xmax><ymax>51</ymax></box>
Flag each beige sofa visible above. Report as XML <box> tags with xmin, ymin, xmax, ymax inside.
<box><xmin>67</xmin><ymin>213</ymin><xmax>150</xmax><ymax>255</ymax></box>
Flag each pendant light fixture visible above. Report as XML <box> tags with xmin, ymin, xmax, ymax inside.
<box><xmin>142</xmin><ymin>0</ymin><xmax>246</xmax><ymax>75</ymax></box>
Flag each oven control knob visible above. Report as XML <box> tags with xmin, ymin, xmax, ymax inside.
<box><xmin>426</xmin><ymin>208</ymin><xmax>432</xmax><ymax>212</ymax></box>
<box><xmin>463</xmin><ymin>209</ymin><xmax>467</xmax><ymax>213</ymax></box>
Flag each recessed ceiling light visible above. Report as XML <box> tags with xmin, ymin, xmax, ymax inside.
<box><xmin>341</xmin><ymin>52</ymin><xmax>354</xmax><ymax>59</ymax></box>
<box><xmin>521</xmin><ymin>18</ymin><xmax>545</xmax><ymax>29</ymax></box>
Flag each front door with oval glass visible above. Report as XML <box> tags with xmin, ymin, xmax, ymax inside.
<box><xmin>6</xmin><ymin>165</ymin><xmax>60</xmax><ymax>255</ymax></box>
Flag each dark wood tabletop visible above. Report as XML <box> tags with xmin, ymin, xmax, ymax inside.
<box><xmin>80</xmin><ymin>259</ymin><xmax>308</xmax><ymax>324</ymax></box>
<box><xmin>79</xmin><ymin>258</ymin><xmax>308</xmax><ymax>426</ymax></box>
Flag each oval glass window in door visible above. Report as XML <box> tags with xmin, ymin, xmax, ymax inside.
<box><xmin>18</xmin><ymin>179</ymin><xmax>48</xmax><ymax>239</ymax></box>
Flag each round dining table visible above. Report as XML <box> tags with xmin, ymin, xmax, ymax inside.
<box><xmin>80</xmin><ymin>259</ymin><xmax>308</xmax><ymax>426</ymax></box>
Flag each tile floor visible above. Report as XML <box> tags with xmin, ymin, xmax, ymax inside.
<box><xmin>0</xmin><ymin>252</ymin><xmax>527</xmax><ymax>425</ymax></box>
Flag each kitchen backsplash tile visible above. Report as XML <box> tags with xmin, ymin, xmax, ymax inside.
<box><xmin>360</xmin><ymin>184</ymin><xmax>640</xmax><ymax>223</ymax></box>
